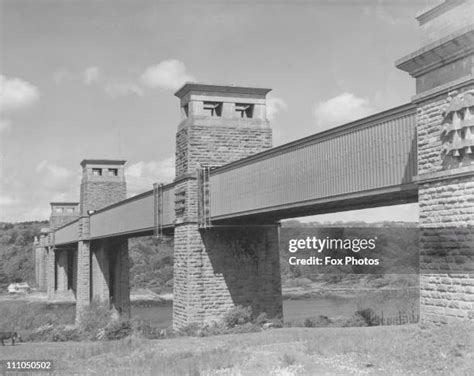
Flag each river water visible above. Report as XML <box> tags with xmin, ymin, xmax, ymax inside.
<box><xmin>132</xmin><ymin>294</ymin><xmax>419</xmax><ymax>328</ymax></box>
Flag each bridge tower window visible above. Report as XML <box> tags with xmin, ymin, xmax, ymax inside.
<box><xmin>203</xmin><ymin>101</ymin><xmax>222</xmax><ymax>117</ymax></box>
<box><xmin>235</xmin><ymin>103</ymin><xmax>254</xmax><ymax>118</ymax></box>
<box><xmin>107</xmin><ymin>168</ymin><xmax>118</xmax><ymax>177</ymax></box>
<box><xmin>92</xmin><ymin>168</ymin><xmax>102</xmax><ymax>176</ymax></box>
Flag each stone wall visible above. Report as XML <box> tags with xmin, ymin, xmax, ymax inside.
<box><xmin>72</xmin><ymin>248</ymin><xmax>78</xmax><ymax>296</ymax></box>
<box><xmin>75</xmin><ymin>239</ymin><xmax>90</xmax><ymax>323</ymax></box>
<box><xmin>173</xmin><ymin>84</ymin><xmax>280</xmax><ymax>330</ymax></box>
<box><xmin>417</xmin><ymin>86</ymin><xmax>474</xmax><ymax>323</ymax></box>
<box><xmin>176</xmin><ymin>124</ymin><xmax>272</xmax><ymax>177</ymax></box>
<box><xmin>75</xmin><ymin>216</ymin><xmax>91</xmax><ymax>322</ymax></box>
<box><xmin>75</xmin><ymin>160</ymin><xmax>129</xmax><ymax>323</ymax></box>
<box><xmin>91</xmin><ymin>240</ymin><xmax>110</xmax><ymax>301</ymax></box>
<box><xmin>173</xmin><ymin>224</ymin><xmax>282</xmax><ymax>328</ymax></box>
<box><xmin>396</xmin><ymin>0</ymin><xmax>474</xmax><ymax>324</ymax></box>
<box><xmin>46</xmin><ymin>247</ymin><xmax>55</xmax><ymax>300</ymax></box>
<box><xmin>50</xmin><ymin>214</ymin><xmax>79</xmax><ymax>231</ymax></box>
<box><xmin>80</xmin><ymin>181</ymin><xmax>126</xmax><ymax>215</ymax></box>
<box><xmin>88</xmin><ymin>238</ymin><xmax>130</xmax><ymax>319</ymax></box>
<box><xmin>34</xmin><ymin>246</ymin><xmax>39</xmax><ymax>286</ymax></box>
<box><xmin>418</xmin><ymin>0</ymin><xmax>474</xmax><ymax>45</ymax></box>
<box><xmin>56</xmin><ymin>250</ymin><xmax>68</xmax><ymax>292</ymax></box>
<box><xmin>417</xmin><ymin>88</ymin><xmax>474</xmax><ymax>176</ymax></box>
<box><xmin>110</xmin><ymin>238</ymin><xmax>131</xmax><ymax>319</ymax></box>
<box><xmin>35</xmin><ymin>245</ymin><xmax>47</xmax><ymax>291</ymax></box>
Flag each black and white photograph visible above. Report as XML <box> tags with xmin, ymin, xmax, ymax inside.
<box><xmin>0</xmin><ymin>0</ymin><xmax>473</xmax><ymax>375</ymax></box>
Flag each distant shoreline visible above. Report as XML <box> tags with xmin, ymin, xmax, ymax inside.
<box><xmin>0</xmin><ymin>283</ymin><xmax>419</xmax><ymax>305</ymax></box>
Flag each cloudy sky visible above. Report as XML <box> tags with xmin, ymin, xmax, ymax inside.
<box><xmin>0</xmin><ymin>0</ymin><xmax>438</xmax><ymax>222</ymax></box>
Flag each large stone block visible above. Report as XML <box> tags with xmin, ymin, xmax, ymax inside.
<box><xmin>91</xmin><ymin>242</ymin><xmax>110</xmax><ymax>301</ymax></box>
<box><xmin>173</xmin><ymin>223</ymin><xmax>282</xmax><ymax>329</ymax></box>
<box><xmin>397</xmin><ymin>0</ymin><xmax>474</xmax><ymax>324</ymax></box>
<box><xmin>76</xmin><ymin>240</ymin><xmax>91</xmax><ymax>323</ymax></box>
<box><xmin>112</xmin><ymin>238</ymin><xmax>131</xmax><ymax>320</ymax></box>
<box><xmin>46</xmin><ymin>247</ymin><xmax>55</xmax><ymax>300</ymax></box>
<box><xmin>56</xmin><ymin>250</ymin><xmax>69</xmax><ymax>292</ymax></box>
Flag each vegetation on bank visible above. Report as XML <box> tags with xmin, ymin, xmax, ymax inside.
<box><xmin>0</xmin><ymin>301</ymin><xmax>276</xmax><ymax>342</ymax></box>
<box><xmin>0</xmin><ymin>221</ymin><xmax>174</xmax><ymax>293</ymax></box>
<box><xmin>0</xmin><ymin>322</ymin><xmax>472</xmax><ymax>375</ymax></box>
<box><xmin>0</xmin><ymin>220</ymin><xmax>418</xmax><ymax>293</ymax></box>
<box><xmin>1</xmin><ymin>297</ymin><xmax>420</xmax><ymax>345</ymax></box>
<box><xmin>128</xmin><ymin>235</ymin><xmax>173</xmax><ymax>294</ymax></box>
<box><xmin>0</xmin><ymin>221</ymin><xmax>46</xmax><ymax>288</ymax></box>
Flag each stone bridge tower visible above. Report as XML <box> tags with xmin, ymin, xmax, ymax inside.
<box><xmin>173</xmin><ymin>83</ymin><xmax>283</xmax><ymax>329</ymax></box>
<box><xmin>76</xmin><ymin>159</ymin><xmax>130</xmax><ymax>322</ymax></box>
<box><xmin>35</xmin><ymin>202</ymin><xmax>79</xmax><ymax>293</ymax></box>
<box><xmin>397</xmin><ymin>0</ymin><xmax>474</xmax><ymax>323</ymax></box>
<box><xmin>46</xmin><ymin>202</ymin><xmax>79</xmax><ymax>299</ymax></box>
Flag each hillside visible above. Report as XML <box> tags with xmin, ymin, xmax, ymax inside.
<box><xmin>0</xmin><ymin>220</ymin><xmax>418</xmax><ymax>292</ymax></box>
<box><xmin>0</xmin><ymin>221</ymin><xmax>174</xmax><ymax>293</ymax></box>
<box><xmin>129</xmin><ymin>235</ymin><xmax>173</xmax><ymax>293</ymax></box>
<box><xmin>0</xmin><ymin>221</ymin><xmax>47</xmax><ymax>289</ymax></box>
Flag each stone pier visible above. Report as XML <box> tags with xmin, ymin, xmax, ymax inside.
<box><xmin>46</xmin><ymin>245</ymin><xmax>55</xmax><ymax>300</ymax></box>
<box><xmin>42</xmin><ymin>203</ymin><xmax>80</xmax><ymax>299</ymax></box>
<box><xmin>173</xmin><ymin>224</ymin><xmax>282</xmax><ymax>328</ymax></box>
<box><xmin>33</xmin><ymin>236</ymin><xmax>47</xmax><ymax>291</ymax></box>
<box><xmin>90</xmin><ymin>238</ymin><xmax>130</xmax><ymax>319</ymax></box>
<box><xmin>172</xmin><ymin>84</ymin><xmax>283</xmax><ymax>329</ymax></box>
<box><xmin>75</xmin><ymin>160</ymin><xmax>129</xmax><ymax>322</ymax></box>
<box><xmin>76</xmin><ymin>238</ymin><xmax>91</xmax><ymax>322</ymax></box>
<box><xmin>396</xmin><ymin>0</ymin><xmax>474</xmax><ymax>323</ymax></box>
<box><xmin>56</xmin><ymin>250</ymin><xmax>69</xmax><ymax>292</ymax></box>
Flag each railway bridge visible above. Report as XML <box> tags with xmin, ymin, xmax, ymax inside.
<box><xmin>34</xmin><ymin>0</ymin><xmax>474</xmax><ymax>327</ymax></box>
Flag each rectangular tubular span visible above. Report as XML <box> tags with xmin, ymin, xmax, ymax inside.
<box><xmin>209</xmin><ymin>104</ymin><xmax>417</xmax><ymax>219</ymax></box>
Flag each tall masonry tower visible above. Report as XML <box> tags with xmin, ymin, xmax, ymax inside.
<box><xmin>172</xmin><ymin>83</ymin><xmax>282</xmax><ymax>329</ymax></box>
<box><xmin>174</xmin><ymin>83</ymin><xmax>273</xmax><ymax>179</ymax></box>
<box><xmin>396</xmin><ymin>0</ymin><xmax>474</xmax><ymax>323</ymax></box>
<box><xmin>49</xmin><ymin>202</ymin><xmax>79</xmax><ymax>230</ymax></box>
<box><xmin>76</xmin><ymin>159</ymin><xmax>129</xmax><ymax>323</ymax></box>
<box><xmin>79</xmin><ymin>159</ymin><xmax>127</xmax><ymax>215</ymax></box>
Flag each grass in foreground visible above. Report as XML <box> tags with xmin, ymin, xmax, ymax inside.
<box><xmin>1</xmin><ymin>322</ymin><xmax>472</xmax><ymax>376</ymax></box>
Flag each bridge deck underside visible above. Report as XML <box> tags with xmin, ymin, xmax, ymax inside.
<box><xmin>53</xmin><ymin>104</ymin><xmax>417</xmax><ymax>245</ymax></box>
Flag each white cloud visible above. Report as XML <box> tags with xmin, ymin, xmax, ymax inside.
<box><xmin>313</xmin><ymin>93</ymin><xmax>373</xmax><ymax>131</ymax></box>
<box><xmin>266</xmin><ymin>97</ymin><xmax>287</xmax><ymax>121</ymax></box>
<box><xmin>141</xmin><ymin>59</ymin><xmax>195</xmax><ymax>90</ymax></box>
<box><xmin>2</xmin><ymin>158</ymin><xmax>176</xmax><ymax>222</ymax></box>
<box><xmin>125</xmin><ymin>158</ymin><xmax>175</xmax><ymax>196</ymax></box>
<box><xmin>104</xmin><ymin>82</ymin><xmax>144</xmax><ymax>98</ymax></box>
<box><xmin>83</xmin><ymin>66</ymin><xmax>100</xmax><ymax>85</ymax></box>
<box><xmin>0</xmin><ymin>161</ymin><xmax>81</xmax><ymax>222</ymax></box>
<box><xmin>36</xmin><ymin>160</ymin><xmax>71</xmax><ymax>178</ymax></box>
<box><xmin>82</xmin><ymin>66</ymin><xmax>143</xmax><ymax>97</ymax></box>
<box><xmin>55</xmin><ymin>67</ymin><xmax>144</xmax><ymax>98</ymax></box>
<box><xmin>0</xmin><ymin>75</ymin><xmax>39</xmax><ymax>113</ymax></box>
